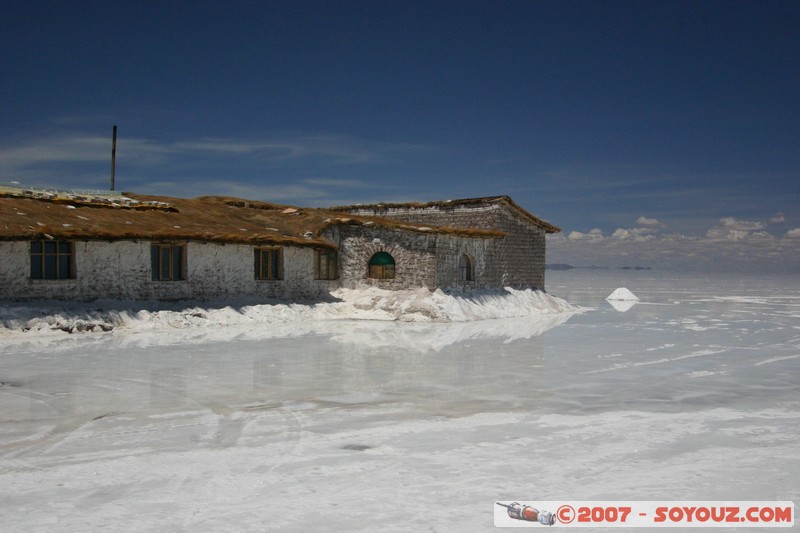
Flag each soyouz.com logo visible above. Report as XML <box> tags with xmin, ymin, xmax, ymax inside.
<box><xmin>494</xmin><ymin>501</ymin><xmax>794</xmax><ymax>527</ymax></box>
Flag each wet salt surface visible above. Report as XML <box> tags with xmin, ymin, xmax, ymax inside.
<box><xmin>1</xmin><ymin>272</ymin><xmax>798</xmax><ymax>531</ymax></box>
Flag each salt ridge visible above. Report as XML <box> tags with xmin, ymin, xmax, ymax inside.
<box><xmin>0</xmin><ymin>287</ymin><xmax>578</xmax><ymax>335</ymax></box>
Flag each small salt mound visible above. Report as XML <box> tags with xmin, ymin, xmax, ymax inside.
<box><xmin>606</xmin><ymin>287</ymin><xmax>639</xmax><ymax>301</ymax></box>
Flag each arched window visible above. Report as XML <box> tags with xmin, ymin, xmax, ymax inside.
<box><xmin>459</xmin><ymin>254</ymin><xmax>473</xmax><ymax>282</ymax></box>
<box><xmin>368</xmin><ymin>252</ymin><xmax>396</xmax><ymax>279</ymax></box>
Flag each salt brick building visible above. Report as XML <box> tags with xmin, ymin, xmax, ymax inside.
<box><xmin>0</xmin><ymin>187</ymin><xmax>559</xmax><ymax>301</ymax></box>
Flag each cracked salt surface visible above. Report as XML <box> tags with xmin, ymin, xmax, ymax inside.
<box><xmin>1</xmin><ymin>271</ymin><xmax>799</xmax><ymax>531</ymax></box>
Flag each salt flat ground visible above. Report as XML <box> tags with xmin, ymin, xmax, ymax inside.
<box><xmin>1</xmin><ymin>272</ymin><xmax>798</xmax><ymax>532</ymax></box>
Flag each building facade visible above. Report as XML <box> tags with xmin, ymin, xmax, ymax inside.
<box><xmin>0</xmin><ymin>189</ymin><xmax>558</xmax><ymax>301</ymax></box>
<box><xmin>335</xmin><ymin>196</ymin><xmax>560</xmax><ymax>290</ymax></box>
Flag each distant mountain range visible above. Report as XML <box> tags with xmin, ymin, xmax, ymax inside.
<box><xmin>546</xmin><ymin>264</ymin><xmax>652</xmax><ymax>271</ymax></box>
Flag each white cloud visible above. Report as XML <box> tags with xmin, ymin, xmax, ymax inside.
<box><xmin>706</xmin><ymin>228</ymin><xmax>747</xmax><ymax>240</ymax></box>
<box><xmin>303</xmin><ymin>178</ymin><xmax>377</xmax><ymax>188</ymax></box>
<box><xmin>547</xmin><ymin>229</ymin><xmax>800</xmax><ymax>273</ymax></box>
<box><xmin>636</xmin><ymin>216</ymin><xmax>662</xmax><ymax>226</ymax></box>
<box><xmin>549</xmin><ymin>213</ymin><xmax>800</xmax><ymax>273</ymax></box>
<box><xmin>0</xmin><ymin>132</ymin><xmax>433</xmax><ymax>180</ymax></box>
<box><xmin>118</xmin><ymin>176</ymin><xmax>406</xmax><ymax>207</ymax></box>
<box><xmin>718</xmin><ymin>217</ymin><xmax>767</xmax><ymax>231</ymax></box>
<box><xmin>705</xmin><ymin>217</ymin><xmax>772</xmax><ymax>241</ymax></box>
<box><xmin>171</xmin><ymin>136</ymin><xmax>390</xmax><ymax>163</ymax></box>
<box><xmin>770</xmin><ymin>213</ymin><xmax>785</xmax><ymax>224</ymax></box>
<box><xmin>611</xmin><ymin>227</ymin><xmax>657</xmax><ymax>241</ymax></box>
<box><xmin>567</xmin><ymin>228</ymin><xmax>604</xmax><ymax>241</ymax></box>
<box><xmin>0</xmin><ymin>136</ymin><xmax>111</xmax><ymax>167</ymax></box>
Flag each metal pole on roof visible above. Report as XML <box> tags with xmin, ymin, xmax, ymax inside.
<box><xmin>110</xmin><ymin>125</ymin><xmax>117</xmax><ymax>191</ymax></box>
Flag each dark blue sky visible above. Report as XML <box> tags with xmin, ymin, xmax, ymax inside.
<box><xmin>2</xmin><ymin>1</ymin><xmax>798</xmax><ymax>270</ymax></box>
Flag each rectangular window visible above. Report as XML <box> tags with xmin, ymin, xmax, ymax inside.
<box><xmin>151</xmin><ymin>243</ymin><xmax>186</xmax><ymax>281</ymax></box>
<box><xmin>255</xmin><ymin>247</ymin><xmax>283</xmax><ymax>280</ymax></box>
<box><xmin>30</xmin><ymin>240</ymin><xmax>73</xmax><ymax>279</ymax></box>
<box><xmin>315</xmin><ymin>249</ymin><xmax>339</xmax><ymax>280</ymax></box>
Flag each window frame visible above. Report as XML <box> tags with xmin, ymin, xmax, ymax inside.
<box><xmin>368</xmin><ymin>251</ymin><xmax>396</xmax><ymax>280</ymax></box>
<box><xmin>254</xmin><ymin>246</ymin><xmax>284</xmax><ymax>280</ymax></box>
<box><xmin>151</xmin><ymin>243</ymin><xmax>186</xmax><ymax>281</ymax></box>
<box><xmin>30</xmin><ymin>240</ymin><xmax>74</xmax><ymax>280</ymax></box>
<box><xmin>459</xmin><ymin>253</ymin><xmax>474</xmax><ymax>282</ymax></box>
<box><xmin>315</xmin><ymin>249</ymin><xmax>339</xmax><ymax>280</ymax></box>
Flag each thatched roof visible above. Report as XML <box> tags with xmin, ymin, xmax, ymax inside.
<box><xmin>0</xmin><ymin>189</ymin><xmax>504</xmax><ymax>248</ymax></box>
<box><xmin>331</xmin><ymin>195</ymin><xmax>561</xmax><ymax>233</ymax></box>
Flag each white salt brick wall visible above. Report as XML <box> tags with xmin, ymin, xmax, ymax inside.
<box><xmin>0</xmin><ymin>241</ymin><xmax>336</xmax><ymax>301</ymax></box>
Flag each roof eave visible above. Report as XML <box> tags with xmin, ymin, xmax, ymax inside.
<box><xmin>331</xmin><ymin>195</ymin><xmax>561</xmax><ymax>233</ymax></box>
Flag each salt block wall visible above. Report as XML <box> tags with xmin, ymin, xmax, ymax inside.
<box><xmin>492</xmin><ymin>208</ymin><xmax>547</xmax><ymax>289</ymax></box>
<box><xmin>0</xmin><ymin>241</ymin><xmax>158</xmax><ymax>301</ymax></box>
<box><xmin>185</xmin><ymin>242</ymin><xmax>336</xmax><ymax>301</ymax></box>
<box><xmin>343</xmin><ymin>202</ymin><xmax>548</xmax><ymax>289</ymax></box>
<box><xmin>335</xmin><ymin>226</ymin><xmax>438</xmax><ymax>290</ymax></box>
<box><xmin>432</xmin><ymin>233</ymin><xmax>502</xmax><ymax>290</ymax></box>
<box><xmin>0</xmin><ymin>200</ymin><xmax>548</xmax><ymax>302</ymax></box>
<box><xmin>331</xmin><ymin>226</ymin><xmax>504</xmax><ymax>291</ymax></box>
<box><xmin>0</xmin><ymin>241</ymin><xmax>336</xmax><ymax>301</ymax></box>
